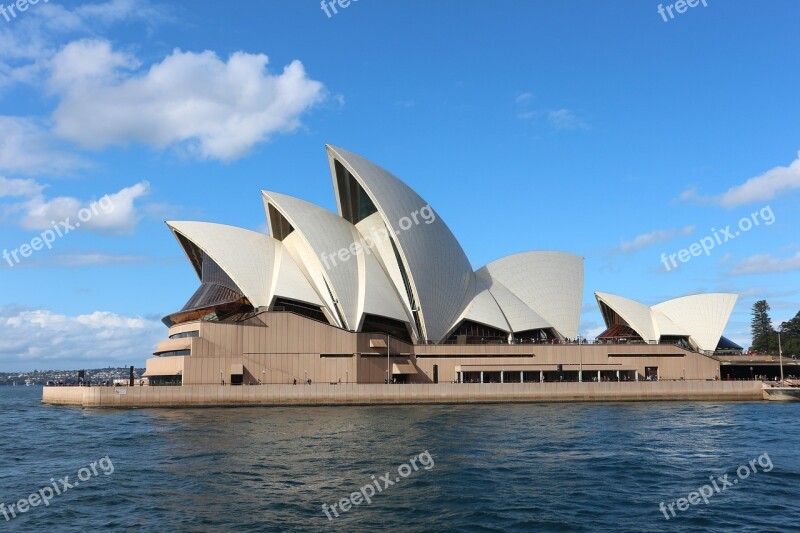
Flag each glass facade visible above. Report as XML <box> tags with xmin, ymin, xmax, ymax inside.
<box><xmin>335</xmin><ymin>160</ymin><xmax>377</xmax><ymax>224</ymax></box>
<box><xmin>169</xmin><ymin>330</ymin><xmax>199</xmax><ymax>339</ymax></box>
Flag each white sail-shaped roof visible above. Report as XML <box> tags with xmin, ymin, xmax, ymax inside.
<box><xmin>481</xmin><ymin>252</ymin><xmax>584</xmax><ymax>339</ymax></box>
<box><xmin>327</xmin><ymin>145</ymin><xmax>474</xmax><ymax>342</ymax></box>
<box><xmin>262</xmin><ymin>191</ymin><xmax>408</xmax><ymax>330</ymax></box>
<box><xmin>167</xmin><ymin>221</ymin><xmax>322</xmax><ymax>309</ymax></box>
<box><xmin>651</xmin><ymin>308</ymin><xmax>688</xmax><ymax>337</ymax></box>
<box><xmin>595</xmin><ymin>292</ymin><xmax>738</xmax><ymax>353</ymax></box>
<box><xmin>476</xmin><ymin>270</ymin><xmax>553</xmax><ymax>333</ymax></box>
<box><xmin>450</xmin><ymin>276</ymin><xmax>512</xmax><ymax>335</ymax></box>
<box><xmin>595</xmin><ymin>291</ymin><xmax>658</xmax><ymax>342</ymax></box>
<box><xmin>165</xmin><ymin>146</ymin><xmax>741</xmax><ymax>354</ymax></box>
<box><xmin>653</xmin><ymin>294</ymin><xmax>738</xmax><ymax>352</ymax></box>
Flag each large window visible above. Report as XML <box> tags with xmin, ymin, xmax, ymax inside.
<box><xmin>335</xmin><ymin>160</ymin><xmax>378</xmax><ymax>224</ymax></box>
<box><xmin>162</xmin><ymin>251</ymin><xmax>253</xmax><ymax>327</ymax></box>
<box><xmin>513</xmin><ymin>328</ymin><xmax>557</xmax><ymax>343</ymax></box>
<box><xmin>447</xmin><ymin>320</ymin><xmax>508</xmax><ymax>344</ymax></box>
<box><xmin>149</xmin><ymin>375</ymin><xmax>182</xmax><ymax>386</ymax></box>
<box><xmin>272</xmin><ymin>297</ymin><xmax>329</xmax><ymax>323</ymax></box>
<box><xmin>360</xmin><ymin>314</ymin><xmax>412</xmax><ymax>343</ymax></box>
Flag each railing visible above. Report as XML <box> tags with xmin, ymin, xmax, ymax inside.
<box><xmin>437</xmin><ymin>338</ymin><xmax>695</xmax><ymax>347</ymax></box>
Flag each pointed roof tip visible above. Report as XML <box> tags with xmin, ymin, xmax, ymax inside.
<box><xmin>326</xmin><ymin>144</ymin><xmax>353</xmax><ymax>158</ymax></box>
<box><xmin>166</xmin><ymin>220</ymin><xmax>268</xmax><ymax>237</ymax></box>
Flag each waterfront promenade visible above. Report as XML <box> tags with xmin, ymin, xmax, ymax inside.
<box><xmin>42</xmin><ymin>380</ymin><xmax>763</xmax><ymax>408</ymax></box>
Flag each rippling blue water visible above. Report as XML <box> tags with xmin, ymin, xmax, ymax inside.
<box><xmin>1</xmin><ymin>387</ymin><xmax>798</xmax><ymax>531</ymax></box>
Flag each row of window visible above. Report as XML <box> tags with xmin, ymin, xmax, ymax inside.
<box><xmin>158</xmin><ymin>350</ymin><xmax>191</xmax><ymax>357</ymax></box>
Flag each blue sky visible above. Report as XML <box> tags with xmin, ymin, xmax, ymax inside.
<box><xmin>1</xmin><ymin>0</ymin><xmax>799</xmax><ymax>371</ymax></box>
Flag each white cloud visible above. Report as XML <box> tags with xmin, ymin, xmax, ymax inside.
<box><xmin>616</xmin><ymin>225</ymin><xmax>696</xmax><ymax>253</ymax></box>
<box><xmin>72</xmin><ymin>0</ymin><xmax>166</xmax><ymax>26</ymax></box>
<box><xmin>547</xmin><ymin>108</ymin><xmax>587</xmax><ymax>130</ymax></box>
<box><xmin>515</xmin><ymin>92</ymin><xmax>534</xmax><ymax>104</ymax></box>
<box><xmin>584</xmin><ymin>325</ymin><xmax>606</xmax><ymax>339</ymax></box>
<box><xmin>47</xmin><ymin>39</ymin><xmax>138</xmax><ymax>92</ymax></box>
<box><xmin>728</xmin><ymin>252</ymin><xmax>800</xmax><ymax>276</ymax></box>
<box><xmin>681</xmin><ymin>151</ymin><xmax>800</xmax><ymax>208</ymax></box>
<box><xmin>0</xmin><ymin>116</ymin><xmax>87</xmax><ymax>175</ymax></box>
<box><xmin>16</xmin><ymin>181</ymin><xmax>150</xmax><ymax>234</ymax></box>
<box><xmin>0</xmin><ymin>307</ymin><xmax>164</xmax><ymax>371</ymax></box>
<box><xmin>0</xmin><ymin>252</ymin><xmax>151</xmax><ymax>269</ymax></box>
<box><xmin>52</xmin><ymin>253</ymin><xmax>149</xmax><ymax>266</ymax></box>
<box><xmin>0</xmin><ymin>0</ymin><xmax>163</xmax><ymax>88</ymax></box>
<box><xmin>50</xmin><ymin>44</ymin><xmax>326</xmax><ymax>160</ymax></box>
<box><xmin>515</xmin><ymin>94</ymin><xmax>587</xmax><ymax>130</ymax></box>
<box><xmin>0</xmin><ymin>176</ymin><xmax>43</xmax><ymax>197</ymax></box>
<box><xmin>1</xmin><ymin>3</ymin><xmax>325</xmax><ymax>164</ymax></box>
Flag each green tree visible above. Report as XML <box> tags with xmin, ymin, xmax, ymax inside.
<box><xmin>751</xmin><ymin>300</ymin><xmax>776</xmax><ymax>353</ymax></box>
<box><xmin>779</xmin><ymin>310</ymin><xmax>800</xmax><ymax>356</ymax></box>
<box><xmin>779</xmin><ymin>311</ymin><xmax>800</xmax><ymax>337</ymax></box>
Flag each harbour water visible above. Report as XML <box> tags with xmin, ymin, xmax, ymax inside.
<box><xmin>1</xmin><ymin>387</ymin><xmax>798</xmax><ymax>531</ymax></box>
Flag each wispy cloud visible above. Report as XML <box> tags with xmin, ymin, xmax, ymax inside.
<box><xmin>47</xmin><ymin>253</ymin><xmax>150</xmax><ymax>267</ymax></box>
<box><xmin>517</xmin><ymin>110</ymin><xmax>538</xmax><ymax>120</ymax></box>
<box><xmin>515</xmin><ymin>92</ymin><xmax>534</xmax><ymax>104</ymax></box>
<box><xmin>0</xmin><ymin>0</ymin><xmax>168</xmax><ymax>89</ymax></box>
<box><xmin>0</xmin><ymin>252</ymin><xmax>152</xmax><ymax>269</ymax></box>
<box><xmin>547</xmin><ymin>108</ymin><xmax>587</xmax><ymax>130</ymax></box>
<box><xmin>615</xmin><ymin>225</ymin><xmax>695</xmax><ymax>253</ymax></box>
<box><xmin>514</xmin><ymin>93</ymin><xmax>588</xmax><ymax>131</ymax></box>
<box><xmin>0</xmin><ymin>117</ymin><xmax>88</xmax><ymax>175</ymax></box>
<box><xmin>728</xmin><ymin>252</ymin><xmax>800</xmax><ymax>276</ymax></box>
<box><xmin>0</xmin><ymin>176</ymin><xmax>43</xmax><ymax>197</ymax></box>
<box><xmin>681</xmin><ymin>151</ymin><xmax>800</xmax><ymax>208</ymax></box>
<box><xmin>582</xmin><ymin>325</ymin><xmax>606</xmax><ymax>339</ymax></box>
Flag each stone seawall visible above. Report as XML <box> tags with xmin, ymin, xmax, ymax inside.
<box><xmin>42</xmin><ymin>381</ymin><xmax>763</xmax><ymax>408</ymax></box>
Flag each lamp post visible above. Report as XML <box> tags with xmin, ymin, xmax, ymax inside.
<box><xmin>262</xmin><ymin>370</ymin><xmax>265</xmax><ymax>385</ymax></box>
<box><xmin>778</xmin><ymin>333</ymin><xmax>784</xmax><ymax>383</ymax></box>
<box><xmin>220</xmin><ymin>371</ymin><xmax>223</xmax><ymax>386</ymax></box>
<box><xmin>386</xmin><ymin>333</ymin><xmax>390</xmax><ymax>385</ymax></box>
<box><xmin>750</xmin><ymin>366</ymin><xmax>754</xmax><ymax>381</ymax></box>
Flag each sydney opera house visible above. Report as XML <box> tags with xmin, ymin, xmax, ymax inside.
<box><xmin>144</xmin><ymin>146</ymin><xmax>740</xmax><ymax>387</ymax></box>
